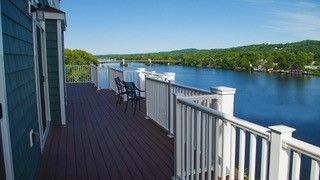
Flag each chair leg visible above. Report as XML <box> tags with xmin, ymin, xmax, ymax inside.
<box><xmin>124</xmin><ymin>100</ymin><xmax>129</xmax><ymax>113</ymax></box>
<box><xmin>116</xmin><ymin>94</ymin><xmax>120</xmax><ymax>106</ymax></box>
<box><xmin>139</xmin><ymin>99</ymin><xmax>141</xmax><ymax>110</ymax></box>
<box><xmin>133</xmin><ymin>100</ymin><xmax>137</xmax><ymax>115</ymax></box>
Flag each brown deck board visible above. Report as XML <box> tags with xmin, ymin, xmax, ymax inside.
<box><xmin>37</xmin><ymin>83</ymin><xmax>174</xmax><ymax>180</ymax></box>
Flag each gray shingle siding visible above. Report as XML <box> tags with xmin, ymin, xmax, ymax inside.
<box><xmin>1</xmin><ymin>0</ymin><xmax>41</xmax><ymax>179</ymax></box>
<box><xmin>45</xmin><ymin>19</ymin><xmax>61</xmax><ymax>125</ymax></box>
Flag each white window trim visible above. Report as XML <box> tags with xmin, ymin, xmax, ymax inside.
<box><xmin>44</xmin><ymin>12</ymin><xmax>65</xmax><ymax>21</ymax></box>
<box><xmin>57</xmin><ymin>20</ymin><xmax>66</xmax><ymax>125</ymax></box>
<box><xmin>0</xmin><ymin>2</ymin><xmax>15</xmax><ymax>179</ymax></box>
<box><xmin>32</xmin><ymin>17</ymin><xmax>52</xmax><ymax>151</ymax></box>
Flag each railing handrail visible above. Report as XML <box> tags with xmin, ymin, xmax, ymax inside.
<box><xmin>173</xmin><ymin>83</ymin><xmax>211</xmax><ymax>95</ymax></box>
<box><xmin>145</xmin><ymin>77</ymin><xmax>169</xmax><ymax>84</ymax></box>
<box><xmin>177</xmin><ymin>96</ymin><xmax>271</xmax><ymax>140</ymax></box>
<box><xmin>108</xmin><ymin>66</ymin><xmax>124</xmax><ymax>73</ymax></box>
<box><xmin>66</xmin><ymin>64</ymin><xmax>92</xmax><ymax>67</ymax></box>
<box><xmin>146</xmin><ymin>77</ymin><xmax>211</xmax><ymax>95</ymax></box>
<box><xmin>284</xmin><ymin>137</ymin><xmax>320</xmax><ymax>161</ymax></box>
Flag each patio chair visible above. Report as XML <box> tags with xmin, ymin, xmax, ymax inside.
<box><xmin>123</xmin><ymin>81</ymin><xmax>145</xmax><ymax>115</ymax></box>
<box><xmin>114</xmin><ymin>77</ymin><xmax>126</xmax><ymax>106</ymax></box>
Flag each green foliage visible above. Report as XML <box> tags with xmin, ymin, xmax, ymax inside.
<box><xmin>65</xmin><ymin>65</ymin><xmax>91</xmax><ymax>82</ymax></box>
<box><xmin>273</xmin><ymin>50</ymin><xmax>295</xmax><ymax>70</ymax></box>
<box><xmin>65</xmin><ymin>49</ymin><xmax>98</xmax><ymax>65</ymax></box>
<box><xmin>98</xmin><ymin>40</ymin><xmax>320</xmax><ymax>73</ymax></box>
<box><xmin>64</xmin><ymin>49</ymin><xmax>96</xmax><ymax>82</ymax></box>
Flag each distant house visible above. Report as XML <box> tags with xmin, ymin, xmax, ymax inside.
<box><xmin>0</xmin><ymin>0</ymin><xmax>66</xmax><ymax>179</ymax></box>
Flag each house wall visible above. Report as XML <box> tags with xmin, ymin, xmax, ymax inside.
<box><xmin>45</xmin><ymin>19</ymin><xmax>61</xmax><ymax>125</ymax></box>
<box><xmin>1</xmin><ymin>0</ymin><xmax>41</xmax><ymax>179</ymax></box>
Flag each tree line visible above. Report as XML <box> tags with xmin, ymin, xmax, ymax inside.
<box><xmin>99</xmin><ymin>40</ymin><xmax>320</xmax><ymax>74</ymax></box>
<box><xmin>65</xmin><ymin>49</ymin><xmax>98</xmax><ymax>65</ymax></box>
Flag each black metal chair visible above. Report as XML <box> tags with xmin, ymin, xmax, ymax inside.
<box><xmin>123</xmin><ymin>81</ymin><xmax>145</xmax><ymax>115</ymax></box>
<box><xmin>114</xmin><ymin>77</ymin><xmax>126</xmax><ymax>106</ymax></box>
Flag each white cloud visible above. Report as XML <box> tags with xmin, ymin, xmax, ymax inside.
<box><xmin>250</xmin><ymin>0</ymin><xmax>320</xmax><ymax>39</ymax></box>
<box><xmin>266</xmin><ymin>10</ymin><xmax>320</xmax><ymax>39</ymax></box>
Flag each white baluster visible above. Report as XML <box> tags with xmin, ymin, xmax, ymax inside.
<box><xmin>248</xmin><ymin>134</ymin><xmax>257</xmax><ymax>180</ymax></box>
<box><xmin>207</xmin><ymin>115</ymin><xmax>213</xmax><ymax>180</ymax></box>
<box><xmin>190</xmin><ymin>109</ymin><xmax>195</xmax><ymax>180</ymax></box>
<box><xmin>238</xmin><ymin>129</ymin><xmax>246</xmax><ymax>180</ymax></box>
<box><xmin>186</xmin><ymin>106</ymin><xmax>191</xmax><ymax>180</ymax></box>
<box><xmin>195</xmin><ymin>110</ymin><xmax>201</xmax><ymax>180</ymax></box>
<box><xmin>291</xmin><ymin>151</ymin><xmax>301</xmax><ymax>180</ymax></box>
<box><xmin>310</xmin><ymin>160</ymin><xmax>319</xmax><ymax>180</ymax></box>
<box><xmin>229</xmin><ymin>125</ymin><xmax>236</xmax><ymax>180</ymax></box>
<box><xmin>260</xmin><ymin>139</ymin><xmax>268</xmax><ymax>180</ymax></box>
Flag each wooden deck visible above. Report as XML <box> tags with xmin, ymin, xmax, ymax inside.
<box><xmin>37</xmin><ymin>83</ymin><xmax>174</xmax><ymax>180</ymax></box>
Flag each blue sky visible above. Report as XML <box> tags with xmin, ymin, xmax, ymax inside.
<box><xmin>61</xmin><ymin>0</ymin><xmax>320</xmax><ymax>55</ymax></box>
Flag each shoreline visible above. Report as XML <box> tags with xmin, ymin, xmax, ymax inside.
<box><xmin>103</xmin><ymin>60</ymin><xmax>320</xmax><ymax>77</ymax></box>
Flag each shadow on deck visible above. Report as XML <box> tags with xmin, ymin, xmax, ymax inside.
<box><xmin>37</xmin><ymin>83</ymin><xmax>174</xmax><ymax>180</ymax></box>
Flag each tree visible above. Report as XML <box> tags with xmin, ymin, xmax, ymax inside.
<box><xmin>273</xmin><ymin>50</ymin><xmax>294</xmax><ymax>70</ymax></box>
<box><xmin>292</xmin><ymin>52</ymin><xmax>314</xmax><ymax>69</ymax></box>
<box><xmin>65</xmin><ymin>49</ymin><xmax>98</xmax><ymax>65</ymax></box>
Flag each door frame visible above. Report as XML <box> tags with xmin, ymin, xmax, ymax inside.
<box><xmin>33</xmin><ymin>16</ymin><xmax>51</xmax><ymax>151</ymax></box>
<box><xmin>0</xmin><ymin>1</ymin><xmax>15</xmax><ymax>179</ymax></box>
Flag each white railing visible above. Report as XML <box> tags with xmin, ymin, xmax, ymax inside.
<box><xmin>90</xmin><ymin>65</ymin><xmax>98</xmax><ymax>88</ymax></box>
<box><xmin>145</xmin><ymin>78</ymin><xmax>171</xmax><ymax>130</ymax></box>
<box><xmin>145</xmin><ymin>77</ymin><xmax>211</xmax><ymax>135</ymax></box>
<box><xmin>107</xmin><ymin>66</ymin><xmax>175</xmax><ymax>94</ymax></box>
<box><xmin>66</xmin><ymin>64</ymin><xmax>99</xmax><ymax>88</ymax></box>
<box><xmin>124</xmin><ymin>70</ymin><xmax>140</xmax><ymax>87</ymax></box>
<box><xmin>108</xmin><ymin>66</ymin><xmax>124</xmax><ymax>92</ymax></box>
<box><xmin>171</xmin><ymin>88</ymin><xmax>320</xmax><ymax>180</ymax></box>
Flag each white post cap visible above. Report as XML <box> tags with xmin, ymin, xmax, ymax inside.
<box><xmin>269</xmin><ymin>125</ymin><xmax>296</xmax><ymax>134</ymax></box>
<box><xmin>210</xmin><ymin>86</ymin><xmax>236</xmax><ymax>95</ymax></box>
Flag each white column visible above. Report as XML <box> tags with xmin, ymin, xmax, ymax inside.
<box><xmin>57</xmin><ymin>20</ymin><xmax>66</xmax><ymax>125</ymax></box>
<box><xmin>210</xmin><ymin>86</ymin><xmax>236</xmax><ymax>177</ymax></box>
<box><xmin>268</xmin><ymin>125</ymin><xmax>295</xmax><ymax>180</ymax></box>
<box><xmin>138</xmin><ymin>68</ymin><xmax>146</xmax><ymax>97</ymax></box>
<box><xmin>173</xmin><ymin>93</ymin><xmax>183</xmax><ymax>179</ymax></box>
<box><xmin>164</xmin><ymin>72</ymin><xmax>176</xmax><ymax>83</ymax></box>
<box><xmin>97</xmin><ymin>64</ymin><xmax>100</xmax><ymax>90</ymax></box>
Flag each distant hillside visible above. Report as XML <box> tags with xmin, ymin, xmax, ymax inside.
<box><xmin>98</xmin><ymin>40</ymin><xmax>320</xmax><ymax>59</ymax></box>
<box><xmin>97</xmin><ymin>40</ymin><xmax>320</xmax><ymax>74</ymax></box>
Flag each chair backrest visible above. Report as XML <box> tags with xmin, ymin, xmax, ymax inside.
<box><xmin>123</xmin><ymin>81</ymin><xmax>137</xmax><ymax>99</ymax></box>
<box><xmin>114</xmin><ymin>77</ymin><xmax>124</xmax><ymax>94</ymax></box>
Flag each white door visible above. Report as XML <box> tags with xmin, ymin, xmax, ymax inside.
<box><xmin>34</xmin><ymin>21</ymin><xmax>50</xmax><ymax>150</ymax></box>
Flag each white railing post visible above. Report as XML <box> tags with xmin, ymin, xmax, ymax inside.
<box><xmin>167</xmin><ymin>80</ymin><xmax>174</xmax><ymax>138</ymax></box>
<box><xmin>268</xmin><ymin>125</ymin><xmax>295</xmax><ymax>180</ymax></box>
<box><xmin>107</xmin><ymin>66</ymin><xmax>111</xmax><ymax>89</ymax></box>
<box><xmin>90</xmin><ymin>64</ymin><xmax>94</xmax><ymax>84</ymax></box>
<box><xmin>173</xmin><ymin>93</ymin><xmax>183</xmax><ymax>180</ymax></box>
<box><xmin>138</xmin><ymin>68</ymin><xmax>146</xmax><ymax>97</ymax></box>
<box><xmin>97</xmin><ymin>64</ymin><xmax>100</xmax><ymax>90</ymax></box>
<box><xmin>164</xmin><ymin>72</ymin><xmax>176</xmax><ymax>83</ymax></box>
<box><xmin>210</xmin><ymin>86</ymin><xmax>236</xmax><ymax>178</ymax></box>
